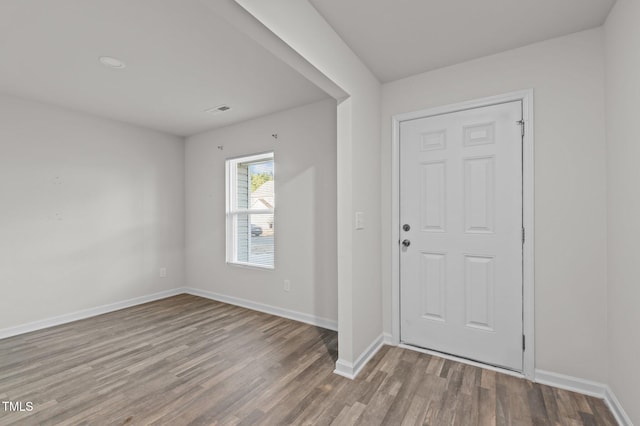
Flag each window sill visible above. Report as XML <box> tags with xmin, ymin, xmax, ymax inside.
<box><xmin>226</xmin><ymin>261</ymin><xmax>275</xmax><ymax>271</ymax></box>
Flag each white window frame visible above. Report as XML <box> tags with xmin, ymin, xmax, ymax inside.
<box><xmin>225</xmin><ymin>151</ymin><xmax>275</xmax><ymax>269</ymax></box>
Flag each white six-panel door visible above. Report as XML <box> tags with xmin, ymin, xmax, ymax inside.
<box><xmin>400</xmin><ymin>101</ymin><xmax>523</xmax><ymax>371</ymax></box>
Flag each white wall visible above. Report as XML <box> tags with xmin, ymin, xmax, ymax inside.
<box><xmin>0</xmin><ymin>94</ymin><xmax>185</xmax><ymax>330</ymax></box>
<box><xmin>604</xmin><ymin>0</ymin><xmax>640</xmax><ymax>423</ymax></box>
<box><xmin>381</xmin><ymin>29</ymin><xmax>608</xmax><ymax>382</ymax></box>
<box><xmin>234</xmin><ymin>0</ymin><xmax>382</xmax><ymax>370</ymax></box>
<box><xmin>185</xmin><ymin>99</ymin><xmax>338</xmax><ymax>324</ymax></box>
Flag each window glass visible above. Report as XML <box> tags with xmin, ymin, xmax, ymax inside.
<box><xmin>226</xmin><ymin>153</ymin><xmax>274</xmax><ymax>268</ymax></box>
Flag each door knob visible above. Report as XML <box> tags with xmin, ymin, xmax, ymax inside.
<box><xmin>402</xmin><ymin>239</ymin><xmax>411</xmax><ymax>248</ymax></box>
<box><xmin>403</xmin><ymin>224</ymin><xmax>410</xmax><ymax>232</ymax></box>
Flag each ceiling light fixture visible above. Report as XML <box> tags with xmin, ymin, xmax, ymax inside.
<box><xmin>205</xmin><ymin>104</ymin><xmax>231</xmax><ymax>115</ymax></box>
<box><xmin>99</xmin><ymin>56</ymin><xmax>126</xmax><ymax>69</ymax></box>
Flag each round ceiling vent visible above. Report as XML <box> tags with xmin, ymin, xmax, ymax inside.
<box><xmin>99</xmin><ymin>56</ymin><xmax>126</xmax><ymax>69</ymax></box>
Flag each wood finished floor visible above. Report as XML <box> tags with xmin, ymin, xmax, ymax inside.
<box><xmin>0</xmin><ymin>294</ymin><xmax>617</xmax><ymax>426</ymax></box>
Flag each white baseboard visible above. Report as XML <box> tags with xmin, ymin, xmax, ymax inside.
<box><xmin>333</xmin><ymin>359</ymin><xmax>355</xmax><ymax>379</ymax></box>
<box><xmin>2</xmin><ymin>288</ymin><xmax>632</xmax><ymax>425</ymax></box>
<box><xmin>535</xmin><ymin>369</ymin><xmax>606</xmax><ymax>399</ymax></box>
<box><xmin>334</xmin><ymin>333</ymin><xmax>385</xmax><ymax>380</ymax></box>
<box><xmin>0</xmin><ymin>286</ymin><xmax>338</xmax><ymax>340</ymax></box>
<box><xmin>383</xmin><ymin>332</ymin><xmax>394</xmax><ymax>345</ymax></box>
<box><xmin>184</xmin><ymin>287</ymin><xmax>338</xmax><ymax>331</ymax></box>
<box><xmin>604</xmin><ymin>386</ymin><xmax>633</xmax><ymax>426</ymax></box>
<box><xmin>0</xmin><ymin>288</ymin><xmax>185</xmax><ymax>340</ymax></box>
<box><xmin>535</xmin><ymin>370</ymin><xmax>632</xmax><ymax>426</ymax></box>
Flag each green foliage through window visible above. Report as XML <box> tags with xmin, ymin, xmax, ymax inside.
<box><xmin>251</xmin><ymin>172</ymin><xmax>274</xmax><ymax>192</ymax></box>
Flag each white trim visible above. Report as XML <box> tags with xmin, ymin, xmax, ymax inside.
<box><xmin>225</xmin><ymin>151</ymin><xmax>275</xmax><ymax>269</ymax></box>
<box><xmin>535</xmin><ymin>369</ymin><xmax>607</xmax><ymax>398</ymax></box>
<box><xmin>390</xmin><ymin>89</ymin><xmax>535</xmax><ymax>379</ymax></box>
<box><xmin>604</xmin><ymin>386</ymin><xmax>633</xmax><ymax>426</ymax></box>
<box><xmin>535</xmin><ymin>369</ymin><xmax>633</xmax><ymax>425</ymax></box>
<box><xmin>390</xmin><ymin>116</ymin><xmax>401</xmax><ymax>346</ymax></box>
<box><xmin>333</xmin><ymin>359</ymin><xmax>356</xmax><ymax>379</ymax></box>
<box><xmin>184</xmin><ymin>287</ymin><xmax>337</xmax><ymax>331</ymax></box>
<box><xmin>0</xmin><ymin>288</ymin><xmax>185</xmax><ymax>340</ymax></box>
<box><xmin>228</xmin><ymin>209</ymin><xmax>273</xmax><ymax>215</ymax></box>
<box><xmin>226</xmin><ymin>261</ymin><xmax>275</xmax><ymax>271</ymax></box>
<box><xmin>1</xmin><ymin>285</ymin><xmax>630</xmax><ymax>425</ymax></box>
<box><xmin>334</xmin><ymin>333</ymin><xmax>385</xmax><ymax>380</ymax></box>
<box><xmin>401</xmin><ymin>344</ymin><xmax>525</xmax><ymax>380</ymax></box>
<box><xmin>521</xmin><ymin>90</ymin><xmax>536</xmax><ymax>381</ymax></box>
<box><xmin>0</xmin><ymin>287</ymin><xmax>338</xmax><ymax>340</ymax></box>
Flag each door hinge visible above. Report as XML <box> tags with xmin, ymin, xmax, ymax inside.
<box><xmin>523</xmin><ymin>335</ymin><xmax>526</xmax><ymax>351</ymax></box>
<box><xmin>522</xmin><ymin>227</ymin><xmax>525</xmax><ymax>244</ymax></box>
<box><xmin>517</xmin><ymin>119</ymin><xmax>525</xmax><ymax>137</ymax></box>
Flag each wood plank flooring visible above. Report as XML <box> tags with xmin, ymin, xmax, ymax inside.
<box><xmin>0</xmin><ymin>295</ymin><xmax>617</xmax><ymax>425</ymax></box>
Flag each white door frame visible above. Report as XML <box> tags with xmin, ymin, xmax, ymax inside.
<box><xmin>390</xmin><ymin>90</ymin><xmax>535</xmax><ymax>380</ymax></box>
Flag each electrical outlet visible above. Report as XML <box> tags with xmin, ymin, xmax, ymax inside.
<box><xmin>355</xmin><ymin>211</ymin><xmax>365</xmax><ymax>230</ymax></box>
<box><xmin>159</xmin><ymin>267</ymin><xmax>167</xmax><ymax>278</ymax></box>
<box><xmin>283</xmin><ymin>280</ymin><xmax>291</xmax><ymax>292</ymax></box>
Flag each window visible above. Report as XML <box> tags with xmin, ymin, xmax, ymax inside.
<box><xmin>226</xmin><ymin>152</ymin><xmax>275</xmax><ymax>269</ymax></box>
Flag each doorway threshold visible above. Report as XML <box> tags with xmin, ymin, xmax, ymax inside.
<box><xmin>398</xmin><ymin>343</ymin><xmax>525</xmax><ymax>380</ymax></box>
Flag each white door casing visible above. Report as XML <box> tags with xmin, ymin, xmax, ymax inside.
<box><xmin>400</xmin><ymin>101</ymin><xmax>524</xmax><ymax>371</ymax></box>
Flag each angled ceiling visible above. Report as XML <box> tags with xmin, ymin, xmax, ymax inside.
<box><xmin>309</xmin><ymin>0</ymin><xmax>616</xmax><ymax>82</ymax></box>
<box><xmin>0</xmin><ymin>0</ymin><xmax>328</xmax><ymax>136</ymax></box>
